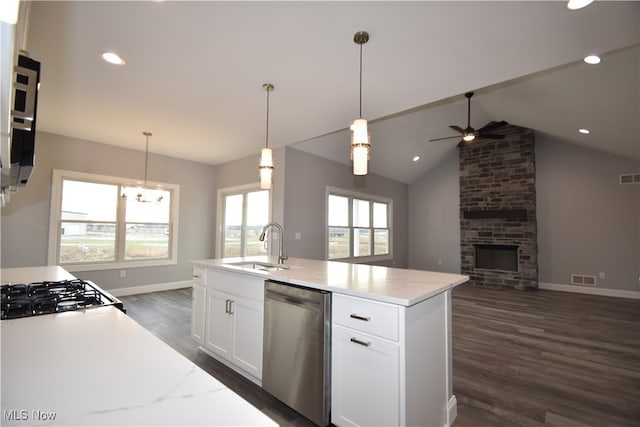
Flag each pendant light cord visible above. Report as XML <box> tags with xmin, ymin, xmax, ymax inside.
<box><xmin>359</xmin><ymin>41</ymin><xmax>363</xmax><ymax>119</ymax></box>
<box><xmin>265</xmin><ymin>88</ymin><xmax>270</xmax><ymax>149</ymax></box>
<box><xmin>143</xmin><ymin>132</ymin><xmax>151</xmax><ymax>188</ymax></box>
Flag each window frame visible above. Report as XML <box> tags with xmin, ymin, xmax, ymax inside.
<box><xmin>216</xmin><ymin>183</ymin><xmax>271</xmax><ymax>258</ymax></box>
<box><xmin>47</xmin><ymin>169</ymin><xmax>180</xmax><ymax>272</ymax></box>
<box><xmin>325</xmin><ymin>186</ymin><xmax>393</xmax><ymax>263</ymax></box>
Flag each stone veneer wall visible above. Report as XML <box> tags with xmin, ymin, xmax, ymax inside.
<box><xmin>459</xmin><ymin>124</ymin><xmax>538</xmax><ymax>290</ymax></box>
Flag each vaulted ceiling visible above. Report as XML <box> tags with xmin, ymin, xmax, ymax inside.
<box><xmin>25</xmin><ymin>1</ymin><xmax>639</xmax><ymax>183</ymax></box>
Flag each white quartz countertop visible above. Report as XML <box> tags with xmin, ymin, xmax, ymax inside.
<box><xmin>192</xmin><ymin>257</ymin><xmax>468</xmax><ymax>306</ymax></box>
<box><xmin>0</xmin><ymin>267</ymin><xmax>278</xmax><ymax>427</ymax></box>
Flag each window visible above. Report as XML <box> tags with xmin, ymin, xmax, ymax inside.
<box><xmin>48</xmin><ymin>170</ymin><xmax>179</xmax><ymax>271</ymax></box>
<box><xmin>327</xmin><ymin>187</ymin><xmax>391</xmax><ymax>261</ymax></box>
<box><xmin>219</xmin><ymin>185</ymin><xmax>270</xmax><ymax>257</ymax></box>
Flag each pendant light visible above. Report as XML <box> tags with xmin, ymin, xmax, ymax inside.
<box><xmin>123</xmin><ymin>131</ymin><xmax>163</xmax><ymax>203</ymax></box>
<box><xmin>259</xmin><ymin>83</ymin><xmax>275</xmax><ymax>189</ymax></box>
<box><xmin>351</xmin><ymin>30</ymin><xmax>370</xmax><ymax>176</ymax></box>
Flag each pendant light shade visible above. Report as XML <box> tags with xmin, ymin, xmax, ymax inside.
<box><xmin>351</xmin><ymin>31</ymin><xmax>370</xmax><ymax>176</ymax></box>
<box><xmin>259</xmin><ymin>83</ymin><xmax>275</xmax><ymax>189</ymax></box>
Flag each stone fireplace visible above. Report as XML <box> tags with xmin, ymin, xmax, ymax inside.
<box><xmin>459</xmin><ymin>123</ymin><xmax>538</xmax><ymax>290</ymax></box>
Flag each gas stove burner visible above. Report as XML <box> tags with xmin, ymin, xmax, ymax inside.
<box><xmin>1</xmin><ymin>283</ymin><xmax>28</xmax><ymax>300</ymax></box>
<box><xmin>0</xmin><ymin>279</ymin><xmax>124</xmax><ymax>320</ymax></box>
<box><xmin>1</xmin><ymin>299</ymin><xmax>31</xmax><ymax>319</ymax></box>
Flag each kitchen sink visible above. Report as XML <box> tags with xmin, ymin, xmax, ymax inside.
<box><xmin>225</xmin><ymin>261</ymin><xmax>291</xmax><ymax>272</ymax></box>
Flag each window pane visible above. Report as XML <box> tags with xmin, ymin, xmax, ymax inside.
<box><xmin>328</xmin><ymin>195</ymin><xmax>349</xmax><ymax>226</ymax></box>
<box><xmin>353</xmin><ymin>228</ymin><xmax>371</xmax><ymax>257</ymax></box>
<box><xmin>353</xmin><ymin>199</ymin><xmax>370</xmax><ymax>227</ymax></box>
<box><xmin>223</xmin><ymin>194</ymin><xmax>243</xmax><ymax>257</ymax></box>
<box><xmin>328</xmin><ymin>227</ymin><xmax>350</xmax><ymax>259</ymax></box>
<box><xmin>246</xmin><ymin>190</ymin><xmax>269</xmax><ymax>256</ymax></box>
<box><xmin>374</xmin><ymin>229</ymin><xmax>389</xmax><ymax>255</ymax></box>
<box><xmin>60</xmin><ymin>222</ymin><xmax>116</xmax><ymax>263</ymax></box>
<box><xmin>61</xmin><ymin>180</ymin><xmax>117</xmax><ymax>221</ymax></box>
<box><xmin>373</xmin><ymin>202</ymin><xmax>387</xmax><ymax>228</ymax></box>
<box><xmin>125</xmin><ymin>189</ymin><xmax>171</xmax><ymax>223</ymax></box>
<box><xmin>125</xmin><ymin>223</ymin><xmax>170</xmax><ymax>260</ymax></box>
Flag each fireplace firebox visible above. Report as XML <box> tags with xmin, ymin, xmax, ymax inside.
<box><xmin>475</xmin><ymin>244</ymin><xmax>519</xmax><ymax>272</ymax></box>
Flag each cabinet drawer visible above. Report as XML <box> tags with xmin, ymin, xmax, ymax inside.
<box><xmin>333</xmin><ymin>294</ymin><xmax>400</xmax><ymax>341</ymax></box>
<box><xmin>192</xmin><ymin>266</ymin><xmax>206</xmax><ymax>285</ymax></box>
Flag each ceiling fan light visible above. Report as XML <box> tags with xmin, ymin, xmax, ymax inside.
<box><xmin>463</xmin><ymin>133</ymin><xmax>476</xmax><ymax>142</ymax></box>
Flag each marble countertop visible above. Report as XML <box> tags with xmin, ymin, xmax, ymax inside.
<box><xmin>0</xmin><ymin>267</ymin><xmax>278</xmax><ymax>427</ymax></box>
<box><xmin>192</xmin><ymin>257</ymin><xmax>468</xmax><ymax>306</ymax></box>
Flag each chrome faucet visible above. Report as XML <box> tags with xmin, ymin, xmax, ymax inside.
<box><xmin>259</xmin><ymin>222</ymin><xmax>288</xmax><ymax>264</ymax></box>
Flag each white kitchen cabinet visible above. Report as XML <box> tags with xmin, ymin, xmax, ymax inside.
<box><xmin>332</xmin><ymin>292</ymin><xmax>452</xmax><ymax>427</ymax></box>
<box><xmin>332</xmin><ymin>324</ymin><xmax>400</xmax><ymax>426</ymax></box>
<box><xmin>202</xmin><ymin>269</ymin><xmax>264</xmax><ymax>383</ymax></box>
<box><xmin>190</xmin><ymin>266</ymin><xmax>206</xmax><ymax>345</ymax></box>
<box><xmin>191</xmin><ymin>284</ymin><xmax>206</xmax><ymax>345</ymax></box>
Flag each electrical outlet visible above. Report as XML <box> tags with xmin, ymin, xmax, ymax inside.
<box><xmin>598</xmin><ymin>272</ymin><xmax>605</xmax><ymax>279</ymax></box>
<box><xmin>120</xmin><ymin>270</ymin><xmax>126</xmax><ymax>278</ymax></box>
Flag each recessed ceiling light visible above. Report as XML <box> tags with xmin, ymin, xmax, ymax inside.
<box><xmin>102</xmin><ymin>52</ymin><xmax>125</xmax><ymax>65</ymax></box>
<box><xmin>413</xmin><ymin>156</ymin><xmax>420</xmax><ymax>162</ymax></box>
<box><xmin>584</xmin><ymin>55</ymin><xmax>601</xmax><ymax>65</ymax></box>
<box><xmin>567</xmin><ymin>0</ymin><xmax>594</xmax><ymax>10</ymax></box>
<box><xmin>578</xmin><ymin>128</ymin><xmax>590</xmax><ymax>134</ymax></box>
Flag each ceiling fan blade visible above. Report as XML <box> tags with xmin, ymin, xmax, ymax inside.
<box><xmin>449</xmin><ymin>125</ymin><xmax>464</xmax><ymax>133</ymax></box>
<box><xmin>478</xmin><ymin>133</ymin><xmax>506</xmax><ymax>140</ymax></box>
<box><xmin>478</xmin><ymin>120</ymin><xmax>508</xmax><ymax>132</ymax></box>
<box><xmin>429</xmin><ymin>135</ymin><xmax>460</xmax><ymax>142</ymax></box>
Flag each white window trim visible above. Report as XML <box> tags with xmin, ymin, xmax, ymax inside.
<box><xmin>325</xmin><ymin>186</ymin><xmax>393</xmax><ymax>263</ymax></box>
<box><xmin>215</xmin><ymin>182</ymin><xmax>272</xmax><ymax>259</ymax></box>
<box><xmin>47</xmin><ymin>169</ymin><xmax>180</xmax><ymax>272</ymax></box>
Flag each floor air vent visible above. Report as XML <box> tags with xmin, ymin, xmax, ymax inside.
<box><xmin>619</xmin><ymin>173</ymin><xmax>640</xmax><ymax>185</ymax></box>
<box><xmin>571</xmin><ymin>274</ymin><xmax>596</xmax><ymax>286</ymax></box>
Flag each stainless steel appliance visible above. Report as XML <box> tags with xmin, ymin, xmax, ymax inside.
<box><xmin>1</xmin><ymin>279</ymin><xmax>124</xmax><ymax>320</ymax></box>
<box><xmin>263</xmin><ymin>280</ymin><xmax>330</xmax><ymax>427</ymax></box>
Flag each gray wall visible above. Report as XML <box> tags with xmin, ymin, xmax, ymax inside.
<box><xmin>536</xmin><ymin>137</ymin><xmax>640</xmax><ymax>291</ymax></box>
<box><xmin>0</xmin><ymin>132</ymin><xmax>217</xmax><ymax>290</ymax></box>
<box><xmin>408</xmin><ymin>148</ymin><xmax>460</xmax><ymax>273</ymax></box>
<box><xmin>283</xmin><ymin>147</ymin><xmax>409</xmax><ymax>268</ymax></box>
<box><xmin>408</xmin><ymin>136</ymin><xmax>640</xmax><ymax>292</ymax></box>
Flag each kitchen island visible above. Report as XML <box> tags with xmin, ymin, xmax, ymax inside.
<box><xmin>0</xmin><ymin>266</ymin><xmax>277</xmax><ymax>427</ymax></box>
<box><xmin>192</xmin><ymin>256</ymin><xmax>468</xmax><ymax>427</ymax></box>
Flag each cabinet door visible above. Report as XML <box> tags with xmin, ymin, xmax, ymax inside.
<box><xmin>191</xmin><ymin>285</ymin><xmax>206</xmax><ymax>344</ymax></box>
<box><xmin>205</xmin><ymin>290</ymin><xmax>232</xmax><ymax>358</ymax></box>
<box><xmin>332</xmin><ymin>324</ymin><xmax>400</xmax><ymax>427</ymax></box>
<box><xmin>230</xmin><ymin>296</ymin><xmax>264</xmax><ymax>379</ymax></box>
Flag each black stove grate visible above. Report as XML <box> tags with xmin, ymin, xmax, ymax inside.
<box><xmin>1</xmin><ymin>279</ymin><xmax>123</xmax><ymax>320</ymax></box>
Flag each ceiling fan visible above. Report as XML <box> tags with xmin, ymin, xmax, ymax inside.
<box><xmin>430</xmin><ymin>91</ymin><xmax>507</xmax><ymax>145</ymax></box>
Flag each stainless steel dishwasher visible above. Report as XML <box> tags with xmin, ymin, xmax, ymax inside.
<box><xmin>263</xmin><ymin>280</ymin><xmax>331</xmax><ymax>427</ymax></box>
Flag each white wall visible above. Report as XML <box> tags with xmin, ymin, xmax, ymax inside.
<box><xmin>283</xmin><ymin>147</ymin><xmax>409</xmax><ymax>267</ymax></box>
<box><xmin>408</xmin><ymin>148</ymin><xmax>460</xmax><ymax>273</ymax></box>
<box><xmin>536</xmin><ymin>137</ymin><xmax>640</xmax><ymax>292</ymax></box>
<box><xmin>0</xmin><ymin>132</ymin><xmax>217</xmax><ymax>291</ymax></box>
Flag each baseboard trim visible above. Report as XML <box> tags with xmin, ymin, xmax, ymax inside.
<box><xmin>539</xmin><ymin>282</ymin><xmax>640</xmax><ymax>300</ymax></box>
<box><xmin>446</xmin><ymin>395</ymin><xmax>457</xmax><ymax>427</ymax></box>
<box><xmin>108</xmin><ymin>280</ymin><xmax>192</xmax><ymax>297</ymax></box>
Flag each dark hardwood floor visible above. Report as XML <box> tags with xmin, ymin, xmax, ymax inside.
<box><xmin>120</xmin><ymin>285</ymin><xmax>640</xmax><ymax>427</ymax></box>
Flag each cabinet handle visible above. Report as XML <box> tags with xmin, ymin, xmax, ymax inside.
<box><xmin>228</xmin><ymin>300</ymin><xmax>234</xmax><ymax>315</ymax></box>
<box><xmin>350</xmin><ymin>337</ymin><xmax>371</xmax><ymax>347</ymax></box>
<box><xmin>350</xmin><ymin>313</ymin><xmax>370</xmax><ymax>322</ymax></box>
<box><xmin>224</xmin><ymin>299</ymin><xmax>230</xmax><ymax>314</ymax></box>
<box><xmin>192</xmin><ymin>274</ymin><xmax>201</xmax><ymax>278</ymax></box>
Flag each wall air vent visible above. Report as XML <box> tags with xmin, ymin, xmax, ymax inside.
<box><xmin>619</xmin><ymin>173</ymin><xmax>640</xmax><ymax>185</ymax></box>
<box><xmin>571</xmin><ymin>274</ymin><xmax>596</xmax><ymax>286</ymax></box>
